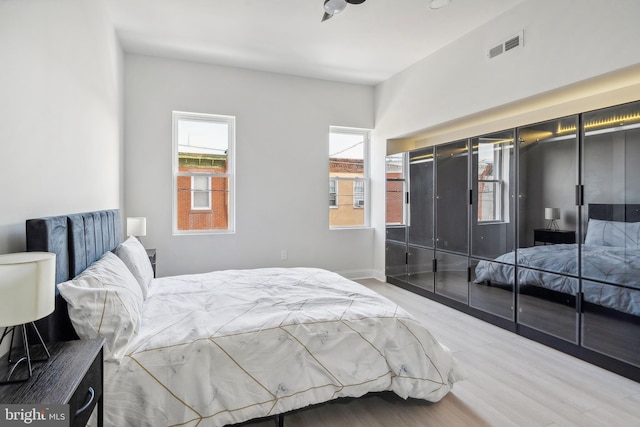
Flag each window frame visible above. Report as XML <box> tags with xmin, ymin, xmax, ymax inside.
<box><xmin>172</xmin><ymin>111</ymin><xmax>236</xmax><ymax>235</ymax></box>
<box><xmin>328</xmin><ymin>126</ymin><xmax>370</xmax><ymax>229</ymax></box>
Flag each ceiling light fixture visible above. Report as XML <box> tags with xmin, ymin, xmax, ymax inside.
<box><xmin>322</xmin><ymin>0</ymin><xmax>366</xmax><ymax>22</ymax></box>
<box><xmin>322</xmin><ymin>0</ymin><xmax>451</xmax><ymax>22</ymax></box>
<box><xmin>324</xmin><ymin>0</ymin><xmax>347</xmax><ymax>14</ymax></box>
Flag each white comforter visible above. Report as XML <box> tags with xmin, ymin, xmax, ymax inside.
<box><xmin>104</xmin><ymin>268</ymin><xmax>464</xmax><ymax>426</ymax></box>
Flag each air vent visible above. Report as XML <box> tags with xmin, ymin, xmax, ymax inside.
<box><xmin>488</xmin><ymin>44</ymin><xmax>504</xmax><ymax>59</ymax></box>
<box><xmin>488</xmin><ymin>31</ymin><xmax>524</xmax><ymax>59</ymax></box>
<box><xmin>505</xmin><ymin>34</ymin><xmax>521</xmax><ymax>51</ymax></box>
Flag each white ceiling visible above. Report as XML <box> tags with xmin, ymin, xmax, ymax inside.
<box><xmin>107</xmin><ymin>0</ymin><xmax>524</xmax><ymax>85</ymax></box>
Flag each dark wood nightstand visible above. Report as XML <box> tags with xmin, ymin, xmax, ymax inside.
<box><xmin>0</xmin><ymin>338</ymin><xmax>104</xmax><ymax>427</ymax></box>
<box><xmin>146</xmin><ymin>248</ymin><xmax>157</xmax><ymax>277</ymax></box>
<box><xmin>533</xmin><ymin>229</ymin><xmax>576</xmax><ymax>245</ymax></box>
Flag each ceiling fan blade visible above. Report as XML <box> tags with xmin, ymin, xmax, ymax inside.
<box><xmin>346</xmin><ymin>0</ymin><xmax>366</xmax><ymax>4</ymax></box>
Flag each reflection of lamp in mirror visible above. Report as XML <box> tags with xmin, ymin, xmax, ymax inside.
<box><xmin>0</xmin><ymin>252</ymin><xmax>56</xmax><ymax>384</ymax></box>
<box><xmin>545</xmin><ymin>208</ymin><xmax>560</xmax><ymax>231</ymax></box>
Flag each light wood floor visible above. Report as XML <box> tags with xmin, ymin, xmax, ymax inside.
<box><xmin>247</xmin><ymin>279</ymin><xmax>640</xmax><ymax>427</ymax></box>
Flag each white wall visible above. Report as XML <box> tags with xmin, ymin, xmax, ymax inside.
<box><xmin>0</xmin><ymin>0</ymin><xmax>124</xmax><ymax>253</ymax></box>
<box><xmin>0</xmin><ymin>0</ymin><xmax>123</xmax><ymax>355</ymax></box>
<box><xmin>124</xmin><ymin>55</ymin><xmax>374</xmax><ymax>278</ymax></box>
<box><xmin>371</xmin><ymin>0</ymin><xmax>640</xmax><ymax>278</ymax></box>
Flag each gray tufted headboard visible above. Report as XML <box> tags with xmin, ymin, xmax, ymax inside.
<box><xmin>25</xmin><ymin>209</ymin><xmax>122</xmax><ymax>342</ymax></box>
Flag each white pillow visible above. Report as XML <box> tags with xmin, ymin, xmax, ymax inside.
<box><xmin>58</xmin><ymin>252</ymin><xmax>143</xmax><ymax>361</ymax></box>
<box><xmin>115</xmin><ymin>236</ymin><xmax>154</xmax><ymax>299</ymax></box>
<box><xmin>584</xmin><ymin>218</ymin><xmax>640</xmax><ymax>248</ymax></box>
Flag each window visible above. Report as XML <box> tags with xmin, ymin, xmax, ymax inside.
<box><xmin>477</xmin><ymin>140</ymin><xmax>504</xmax><ymax>222</ymax></box>
<box><xmin>353</xmin><ymin>181</ymin><xmax>364</xmax><ymax>208</ymax></box>
<box><xmin>385</xmin><ymin>153</ymin><xmax>406</xmax><ymax>225</ymax></box>
<box><xmin>328</xmin><ymin>127</ymin><xmax>369</xmax><ymax>228</ymax></box>
<box><xmin>191</xmin><ymin>176</ymin><xmax>211</xmax><ymax>210</ymax></box>
<box><xmin>173</xmin><ymin>111</ymin><xmax>235</xmax><ymax>234</ymax></box>
<box><xmin>329</xmin><ymin>178</ymin><xmax>337</xmax><ymax>207</ymax></box>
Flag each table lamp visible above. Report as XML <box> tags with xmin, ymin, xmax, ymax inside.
<box><xmin>545</xmin><ymin>207</ymin><xmax>560</xmax><ymax>231</ymax></box>
<box><xmin>127</xmin><ymin>217</ymin><xmax>147</xmax><ymax>240</ymax></box>
<box><xmin>0</xmin><ymin>252</ymin><xmax>56</xmax><ymax>384</ymax></box>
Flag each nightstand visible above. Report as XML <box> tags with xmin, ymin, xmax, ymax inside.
<box><xmin>146</xmin><ymin>248</ymin><xmax>157</xmax><ymax>277</ymax></box>
<box><xmin>533</xmin><ymin>229</ymin><xmax>576</xmax><ymax>245</ymax></box>
<box><xmin>0</xmin><ymin>338</ymin><xmax>104</xmax><ymax>427</ymax></box>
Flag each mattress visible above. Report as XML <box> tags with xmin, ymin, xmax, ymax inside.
<box><xmin>103</xmin><ymin>267</ymin><xmax>464</xmax><ymax>426</ymax></box>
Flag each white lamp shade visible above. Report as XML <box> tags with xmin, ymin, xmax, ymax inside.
<box><xmin>545</xmin><ymin>208</ymin><xmax>560</xmax><ymax>220</ymax></box>
<box><xmin>127</xmin><ymin>217</ymin><xmax>147</xmax><ymax>237</ymax></box>
<box><xmin>0</xmin><ymin>252</ymin><xmax>56</xmax><ymax>327</ymax></box>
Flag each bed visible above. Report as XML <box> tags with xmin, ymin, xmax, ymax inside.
<box><xmin>474</xmin><ymin>204</ymin><xmax>640</xmax><ymax>316</ymax></box>
<box><xmin>25</xmin><ymin>209</ymin><xmax>464</xmax><ymax>427</ymax></box>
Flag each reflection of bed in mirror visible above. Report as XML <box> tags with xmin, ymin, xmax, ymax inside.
<box><xmin>474</xmin><ymin>203</ymin><xmax>640</xmax><ymax>317</ymax></box>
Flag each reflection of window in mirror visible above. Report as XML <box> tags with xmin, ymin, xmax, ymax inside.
<box><xmin>385</xmin><ymin>153</ymin><xmax>406</xmax><ymax>226</ymax></box>
<box><xmin>477</xmin><ymin>140</ymin><xmax>510</xmax><ymax>223</ymax></box>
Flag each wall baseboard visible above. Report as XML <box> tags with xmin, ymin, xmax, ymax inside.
<box><xmin>336</xmin><ymin>269</ymin><xmax>381</xmax><ymax>281</ymax></box>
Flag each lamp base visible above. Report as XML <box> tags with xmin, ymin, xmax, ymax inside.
<box><xmin>546</xmin><ymin>219</ymin><xmax>559</xmax><ymax>231</ymax></box>
<box><xmin>0</xmin><ymin>322</ymin><xmax>50</xmax><ymax>384</ymax></box>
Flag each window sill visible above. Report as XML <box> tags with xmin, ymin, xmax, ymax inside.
<box><xmin>330</xmin><ymin>226</ymin><xmax>373</xmax><ymax>231</ymax></box>
<box><xmin>173</xmin><ymin>230</ymin><xmax>235</xmax><ymax>236</ymax></box>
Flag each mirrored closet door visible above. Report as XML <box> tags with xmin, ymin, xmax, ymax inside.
<box><xmin>435</xmin><ymin>140</ymin><xmax>469</xmax><ymax>304</ymax></box>
<box><xmin>517</xmin><ymin>116</ymin><xmax>579</xmax><ymax>343</ymax></box>
<box><xmin>581</xmin><ymin>100</ymin><xmax>640</xmax><ymax>367</ymax></box>
<box><xmin>407</xmin><ymin>148</ymin><xmax>435</xmax><ymax>292</ymax></box>
<box><xmin>384</xmin><ymin>99</ymin><xmax>640</xmax><ymax>381</ymax></box>
<box><xmin>469</xmin><ymin>130</ymin><xmax>516</xmax><ymax>320</ymax></box>
<box><xmin>385</xmin><ymin>153</ymin><xmax>407</xmax><ymax>283</ymax></box>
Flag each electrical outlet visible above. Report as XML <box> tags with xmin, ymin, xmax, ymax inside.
<box><xmin>281</xmin><ymin>249</ymin><xmax>288</xmax><ymax>260</ymax></box>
